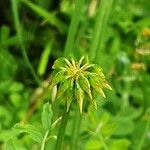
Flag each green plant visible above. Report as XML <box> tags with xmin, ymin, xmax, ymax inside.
<box><xmin>3</xmin><ymin>102</ymin><xmax>61</xmax><ymax>150</ymax></box>
<box><xmin>50</xmin><ymin>56</ymin><xmax>112</xmax><ymax>150</ymax></box>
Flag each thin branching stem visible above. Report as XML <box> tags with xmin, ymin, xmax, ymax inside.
<box><xmin>41</xmin><ymin>130</ymin><xmax>49</xmax><ymax>150</ymax></box>
<box><xmin>11</xmin><ymin>0</ymin><xmax>41</xmax><ymax>86</ymax></box>
<box><xmin>55</xmin><ymin>108</ymin><xmax>70</xmax><ymax>150</ymax></box>
<box><xmin>70</xmin><ymin>109</ymin><xmax>82</xmax><ymax>150</ymax></box>
<box><xmin>99</xmin><ymin>132</ymin><xmax>110</xmax><ymax>150</ymax></box>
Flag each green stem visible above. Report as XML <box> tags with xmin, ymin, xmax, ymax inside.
<box><xmin>99</xmin><ymin>132</ymin><xmax>110</xmax><ymax>150</ymax></box>
<box><xmin>137</xmin><ymin>112</ymin><xmax>150</xmax><ymax>150</ymax></box>
<box><xmin>41</xmin><ymin>130</ymin><xmax>49</xmax><ymax>150</ymax></box>
<box><xmin>95</xmin><ymin>0</ymin><xmax>113</xmax><ymax>63</ymax></box>
<box><xmin>64</xmin><ymin>0</ymin><xmax>85</xmax><ymax>57</ymax></box>
<box><xmin>70</xmin><ymin>109</ymin><xmax>82</xmax><ymax>150</ymax></box>
<box><xmin>55</xmin><ymin>109</ymin><xmax>70</xmax><ymax>150</ymax></box>
<box><xmin>11</xmin><ymin>0</ymin><xmax>41</xmax><ymax>86</ymax></box>
<box><xmin>89</xmin><ymin>0</ymin><xmax>113</xmax><ymax>62</ymax></box>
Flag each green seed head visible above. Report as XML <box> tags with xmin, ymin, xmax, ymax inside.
<box><xmin>50</xmin><ymin>56</ymin><xmax>112</xmax><ymax>113</ymax></box>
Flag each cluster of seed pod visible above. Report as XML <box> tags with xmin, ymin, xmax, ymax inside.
<box><xmin>50</xmin><ymin>56</ymin><xmax>112</xmax><ymax>113</ymax></box>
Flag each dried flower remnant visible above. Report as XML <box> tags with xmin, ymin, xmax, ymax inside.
<box><xmin>50</xmin><ymin>56</ymin><xmax>112</xmax><ymax>113</ymax></box>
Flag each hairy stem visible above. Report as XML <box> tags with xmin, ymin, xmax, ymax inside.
<box><xmin>89</xmin><ymin>0</ymin><xmax>113</xmax><ymax>62</ymax></box>
<box><xmin>64</xmin><ymin>0</ymin><xmax>85</xmax><ymax>57</ymax></box>
<box><xmin>11</xmin><ymin>0</ymin><xmax>41</xmax><ymax>86</ymax></box>
<box><xmin>55</xmin><ymin>109</ymin><xmax>70</xmax><ymax>150</ymax></box>
<box><xmin>70</xmin><ymin>109</ymin><xmax>82</xmax><ymax>150</ymax></box>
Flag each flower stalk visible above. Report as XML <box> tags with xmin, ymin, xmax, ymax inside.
<box><xmin>51</xmin><ymin>56</ymin><xmax>112</xmax><ymax>149</ymax></box>
<box><xmin>55</xmin><ymin>107</ymin><xmax>70</xmax><ymax>150</ymax></box>
<box><xmin>70</xmin><ymin>108</ymin><xmax>82</xmax><ymax>150</ymax></box>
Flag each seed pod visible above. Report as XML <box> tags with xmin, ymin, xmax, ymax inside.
<box><xmin>75</xmin><ymin>83</ymin><xmax>84</xmax><ymax>113</ymax></box>
<box><xmin>51</xmin><ymin>85</ymin><xmax>57</xmax><ymax>103</ymax></box>
<box><xmin>79</xmin><ymin>74</ymin><xmax>92</xmax><ymax>100</ymax></box>
<box><xmin>89</xmin><ymin>75</ymin><xmax>106</xmax><ymax>98</ymax></box>
<box><xmin>57</xmin><ymin>80</ymin><xmax>70</xmax><ymax>99</ymax></box>
<box><xmin>90</xmin><ymin>64</ymin><xmax>105</xmax><ymax>78</ymax></box>
<box><xmin>50</xmin><ymin>70</ymin><xmax>65</xmax><ymax>87</ymax></box>
<box><xmin>52</xmin><ymin>58</ymin><xmax>66</xmax><ymax>70</ymax></box>
<box><xmin>103</xmin><ymin>82</ymin><xmax>112</xmax><ymax>91</ymax></box>
<box><xmin>86</xmin><ymin>93</ymin><xmax>97</xmax><ymax>110</ymax></box>
<box><xmin>51</xmin><ymin>57</ymin><xmax>112</xmax><ymax>114</ymax></box>
<box><xmin>66</xmin><ymin>88</ymin><xmax>73</xmax><ymax>112</ymax></box>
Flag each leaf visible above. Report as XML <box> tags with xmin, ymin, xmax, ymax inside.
<box><xmin>52</xmin><ymin>57</ymin><xmax>66</xmax><ymax>70</ymax></box>
<box><xmin>37</xmin><ymin>42</ymin><xmax>52</xmax><ymax>76</ymax></box>
<box><xmin>42</xmin><ymin>103</ymin><xmax>53</xmax><ymax>130</ymax></box>
<box><xmin>109</xmin><ymin>139</ymin><xmax>131</xmax><ymax>150</ymax></box>
<box><xmin>21</xmin><ymin>0</ymin><xmax>67</xmax><ymax>33</ymax></box>
<box><xmin>4</xmin><ymin>140</ymin><xmax>17</xmax><ymax>150</ymax></box>
<box><xmin>14</xmin><ymin>123</ymin><xmax>43</xmax><ymax>143</ymax></box>
<box><xmin>112</xmin><ymin>117</ymin><xmax>134</xmax><ymax>136</ymax></box>
<box><xmin>4</xmin><ymin>139</ymin><xmax>26</xmax><ymax>150</ymax></box>
<box><xmin>85</xmin><ymin>139</ymin><xmax>103</xmax><ymax>150</ymax></box>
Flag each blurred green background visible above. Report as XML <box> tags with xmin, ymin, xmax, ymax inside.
<box><xmin>0</xmin><ymin>0</ymin><xmax>150</xmax><ymax>149</ymax></box>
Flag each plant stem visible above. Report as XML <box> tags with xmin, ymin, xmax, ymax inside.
<box><xmin>55</xmin><ymin>109</ymin><xmax>70</xmax><ymax>150</ymax></box>
<box><xmin>64</xmin><ymin>0</ymin><xmax>85</xmax><ymax>57</ymax></box>
<box><xmin>137</xmin><ymin>112</ymin><xmax>150</xmax><ymax>150</ymax></box>
<box><xmin>89</xmin><ymin>0</ymin><xmax>113</xmax><ymax>62</ymax></box>
<box><xmin>41</xmin><ymin>130</ymin><xmax>49</xmax><ymax>150</ymax></box>
<box><xmin>70</xmin><ymin>109</ymin><xmax>82</xmax><ymax>150</ymax></box>
<box><xmin>99</xmin><ymin>132</ymin><xmax>110</xmax><ymax>150</ymax></box>
<box><xmin>11</xmin><ymin>0</ymin><xmax>41</xmax><ymax>86</ymax></box>
<box><xmin>95</xmin><ymin>0</ymin><xmax>113</xmax><ymax>63</ymax></box>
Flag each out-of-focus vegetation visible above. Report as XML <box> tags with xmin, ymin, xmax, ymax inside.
<box><xmin>0</xmin><ymin>0</ymin><xmax>150</xmax><ymax>149</ymax></box>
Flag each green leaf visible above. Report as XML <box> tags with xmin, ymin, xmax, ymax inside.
<box><xmin>109</xmin><ymin>139</ymin><xmax>131</xmax><ymax>150</ymax></box>
<box><xmin>112</xmin><ymin>117</ymin><xmax>134</xmax><ymax>136</ymax></box>
<box><xmin>42</xmin><ymin>102</ymin><xmax>53</xmax><ymax>130</ymax></box>
<box><xmin>52</xmin><ymin>57</ymin><xmax>66</xmax><ymax>70</ymax></box>
<box><xmin>14</xmin><ymin>123</ymin><xmax>43</xmax><ymax>143</ymax></box>
<box><xmin>37</xmin><ymin>42</ymin><xmax>52</xmax><ymax>76</ymax></box>
<box><xmin>4</xmin><ymin>140</ymin><xmax>17</xmax><ymax>150</ymax></box>
<box><xmin>85</xmin><ymin>139</ymin><xmax>103</xmax><ymax>150</ymax></box>
<box><xmin>4</xmin><ymin>139</ymin><xmax>26</xmax><ymax>150</ymax></box>
<box><xmin>21</xmin><ymin>0</ymin><xmax>66</xmax><ymax>33</ymax></box>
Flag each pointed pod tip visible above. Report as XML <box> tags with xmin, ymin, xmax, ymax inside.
<box><xmin>99</xmin><ymin>89</ymin><xmax>106</xmax><ymax>98</ymax></box>
<box><xmin>94</xmin><ymin>102</ymin><xmax>97</xmax><ymax>110</ymax></box>
<box><xmin>105</xmin><ymin>83</ymin><xmax>113</xmax><ymax>91</ymax></box>
<box><xmin>78</xmin><ymin>100</ymin><xmax>83</xmax><ymax>114</ymax></box>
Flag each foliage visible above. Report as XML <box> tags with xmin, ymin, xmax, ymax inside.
<box><xmin>0</xmin><ymin>0</ymin><xmax>150</xmax><ymax>149</ymax></box>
